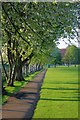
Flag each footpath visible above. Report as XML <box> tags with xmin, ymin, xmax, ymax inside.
<box><xmin>2</xmin><ymin>70</ymin><xmax>46</xmax><ymax>119</ymax></box>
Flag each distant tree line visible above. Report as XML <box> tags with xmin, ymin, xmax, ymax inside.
<box><xmin>49</xmin><ymin>45</ymin><xmax>80</xmax><ymax>67</ymax></box>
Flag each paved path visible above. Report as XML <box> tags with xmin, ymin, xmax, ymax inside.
<box><xmin>2</xmin><ymin>70</ymin><xmax>46</xmax><ymax>119</ymax></box>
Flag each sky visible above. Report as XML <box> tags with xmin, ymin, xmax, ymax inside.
<box><xmin>57</xmin><ymin>38</ymin><xmax>80</xmax><ymax>49</ymax></box>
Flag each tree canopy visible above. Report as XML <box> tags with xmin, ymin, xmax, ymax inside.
<box><xmin>62</xmin><ymin>45</ymin><xmax>79</xmax><ymax>66</ymax></box>
<box><xmin>1</xmin><ymin>2</ymin><xmax>80</xmax><ymax>86</ymax></box>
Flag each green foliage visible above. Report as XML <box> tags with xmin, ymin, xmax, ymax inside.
<box><xmin>1</xmin><ymin>2</ymin><xmax>79</xmax><ymax>85</ymax></box>
<box><xmin>50</xmin><ymin>47</ymin><xmax>62</xmax><ymax>65</ymax></box>
<box><xmin>2</xmin><ymin>2</ymin><xmax>79</xmax><ymax>62</ymax></box>
<box><xmin>62</xmin><ymin>45</ymin><xmax>78</xmax><ymax>65</ymax></box>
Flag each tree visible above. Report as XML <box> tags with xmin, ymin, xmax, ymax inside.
<box><xmin>1</xmin><ymin>2</ymin><xmax>79</xmax><ymax>86</ymax></box>
<box><xmin>77</xmin><ymin>48</ymin><xmax>80</xmax><ymax>65</ymax></box>
<box><xmin>49</xmin><ymin>47</ymin><xmax>62</xmax><ymax>67</ymax></box>
<box><xmin>62</xmin><ymin>45</ymin><xmax>78</xmax><ymax>67</ymax></box>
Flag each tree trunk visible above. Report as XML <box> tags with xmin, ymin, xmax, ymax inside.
<box><xmin>37</xmin><ymin>64</ymin><xmax>40</xmax><ymax>70</ymax></box>
<box><xmin>75</xmin><ymin>63</ymin><xmax>76</xmax><ymax>67</ymax></box>
<box><xmin>26</xmin><ymin>64</ymin><xmax>29</xmax><ymax>76</ymax></box>
<box><xmin>16</xmin><ymin>64</ymin><xmax>24</xmax><ymax>81</ymax></box>
<box><xmin>15</xmin><ymin>50</ymin><xmax>33</xmax><ymax>81</ymax></box>
<box><xmin>7</xmin><ymin>65</ymin><xmax>16</xmax><ymax>86</ymax></box>
<box><xmin>35</xmin><ymin>63</ymin><xmax>39</xmax><ymax>71</ymax></box>
<box><xmin>8</xmin><ymin>79</ymin><xmax>14</xmax><ymax>86</ymax></box>
<box><xmin>54</xmin><ymin>63</ymin><xmax>56</xmax><ymax>68</ymax></box>
<box><xmin>2</xmin><ymin>86</ymin><xmax>7</xmax><ymax>95</ymax></box>
<box><xmin>68</xmin><ymin>63</ymin><xmax>69</xmax><ymax>67</ymax></box>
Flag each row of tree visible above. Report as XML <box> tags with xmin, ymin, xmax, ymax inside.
<box><xmin>48</xmin><ymin>45</ymin><xmax>80</xmax><ymax>67</ymax></box>
<box><xmin>1</xmin><ymin>2</ymin><xmax>80</xmax><ymax>89</ymax></box>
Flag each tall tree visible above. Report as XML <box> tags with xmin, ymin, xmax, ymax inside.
<box><xmin>1</xmin><ymin>2</ymin><xmax>79</xmax><ymax>86</ymax></box>
<box><xmin>49</xmin><ymin>47</ymin><xmax>62</xmax><ymax>67</ymax></box>
<box><xmin>62</xmin><ymin>45</ymin><xmax>78</xmax><ymax>67</ymax></box>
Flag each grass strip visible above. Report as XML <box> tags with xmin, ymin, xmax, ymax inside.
<box><xmin>2</xmin><ymin>70</ymin><xmax>42</xmax><ymax>104</ymax></box>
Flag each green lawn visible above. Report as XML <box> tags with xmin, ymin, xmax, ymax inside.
<box><xmin>33</xmin><ymin>66</ymin><xmax>79</xmax><ymax>118</ymax></box>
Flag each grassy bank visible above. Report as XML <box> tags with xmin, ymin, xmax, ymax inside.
<box><xmin>33</xmin><ymin>66</ymin><xmax>79</xmax><ymax>118</ymax></box>
<box><xmin>2</xmin><ymin>71</ymin><xmax>40</xmax><ymax>104</ymax></box>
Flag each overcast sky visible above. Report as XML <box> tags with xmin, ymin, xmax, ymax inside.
<box><xmin>57</xmin><ymin>38</ymin><xmax>80</xmax><ymax>49</ymax></box>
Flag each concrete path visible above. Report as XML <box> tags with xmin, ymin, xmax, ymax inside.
<box><xmin>2</xmin><ymin>70</ymin><xmax>46</xmax><ymax>119</ymax></box>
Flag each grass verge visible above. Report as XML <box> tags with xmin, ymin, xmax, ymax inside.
<box><xmin>33</xmin><ymin>66</ymin><xmax>79</xmax><ymax>118</ymax></box>
<box><xmin>2</xmin><ymin>70</ymin><xmax>41</xmax><ymax>104</ymax></box>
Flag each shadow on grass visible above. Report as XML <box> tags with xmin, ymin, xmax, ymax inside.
<box><xmin>62</xmin><ymin>96</ymin><xmax>80</xmax><ymax>101</ymax></box>
<box><xmin>40</xmin><ymin>98</ymin><xmax>80</xmax><ymax>101</ymax></box>
<box><xmin>5</xmin><ymin>82</ymin><xmax>26</xmax><ymax>95</ymax></box>
<box><xmin>60</xmin><ymin>91</ymin><xmax>79</xmax><ymax>93</ymax></box>
<box><xmin>14</xmin><ymin>91</ymin><xmax>79</xmax><ymax>102</ymax></box>
<box><xmin>42</xmin><ymin>87</ymin><xmax>80</xmax><ymax>90</ymax></box>
<box><xmin>2</xmin><ymin>117</ymin><xmax>78</xmax><ymax>120</ymax></box>
<box><xmin>44</xmin><ymin>82</ymin><xmax>80</xmax><ymax>84</ymax></box>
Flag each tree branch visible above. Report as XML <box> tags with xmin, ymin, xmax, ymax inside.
<box><xmin>2</xmin><ymin>5</ymin><xmax>30</xmax><ymax>46</ymax></box>
<box><xmin>10</xmin><ymin>3</ymin><xmax>44</xmax><ymax>42</ymax></box>
<box><xmin>22</xmin><ymin>51</ymin><xmax>34</xmax><ymax>65</ymax></box>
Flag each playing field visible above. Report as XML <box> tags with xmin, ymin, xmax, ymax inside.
<box><xmin>33</xmin><ymin>66</ymin><xmax>79</xmax><ymax>118</ymax></box>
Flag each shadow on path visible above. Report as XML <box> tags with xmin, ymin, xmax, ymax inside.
<box><xmin>2</xmin><ymin>70</ymin><xmax>47</xmax><ymax>119</ymax></box>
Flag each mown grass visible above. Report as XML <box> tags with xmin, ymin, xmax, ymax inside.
<box><xmin>33</xmin><ymin>66</ymin><xmax>79</xmax><ymax>118</ymax></box>
<box><xmin>2</xmin><ymin>71</ymin><xmax>40</xmax><ymax>104</ymax></box>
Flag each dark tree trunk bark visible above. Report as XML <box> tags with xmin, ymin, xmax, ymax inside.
<box><xmin>2</xmin><ymin>86</ymin><xmax>7</xmax><ymax>95</ymax></box>
<box><xmin>7</xmin><ymin>65</ymin><xmax>16</xmax><ymax>86</ymax></box>
<box><xmin>68</xmin><ymin>63</ymin><xmax>69</xmax><ymax>67</ymax></box>
<box><xmin>75</xmin><ymin>63</ymin><xmax>76</xmax><ymax>67</ymax></box>
<box><xmin>16</xmin><ymin>64</ymin><xmax>24</xmax><ymax>81</ymax></box>
<box><xmin>35</xmin><ymin>63</ymin><xmax>38</xmax><ymax>71</ymax></box>
<box><xmin>37</xmin><ymin>64</ymin><xmax>40</xmax><ymax>70</ymax></box>
<box><xmin>54</xmin><ymin>63</ymin><xmax>56</xmax><ymax>68</ymax></box>
<box><xmin>7</xmin><ymin>39</ymin><xmax>15</xmax><ymax>86</ymax></box>
<box><xmin>26</xmin><ymin>64</ymin><xmax>29</xmax><ymax>76</ymax></box>
<box><xmin>15</xmin><ymin>50</ymin><xmax>33</xmax><ymax>81</ymax></box>
<box><xmin>7</xmin><ymin>80</ymin><xmax>14</xmax><ymax>86</ymax></box>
